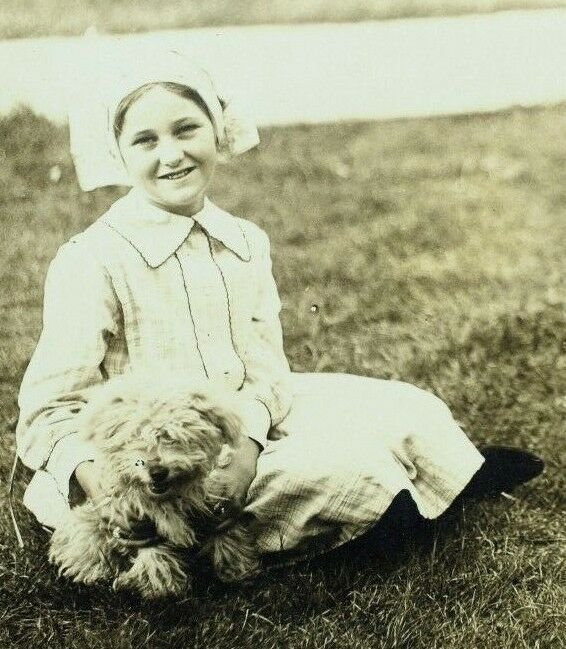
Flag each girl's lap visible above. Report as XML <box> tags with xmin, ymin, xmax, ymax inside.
<box><xmin>280</xmin><ymin>372</ymin><xmax>460</xmax><ymax>444</ymax></box>
<box><xmin>245</xmin><ymin>372</ymin><xmax>484</xmax><ymax>558</ymax></box>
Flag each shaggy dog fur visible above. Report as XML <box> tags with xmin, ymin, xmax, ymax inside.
<box><xmin>48</xmin><ymin>374</ymin><xmax>260</xmax><ymax>598</ymax></box>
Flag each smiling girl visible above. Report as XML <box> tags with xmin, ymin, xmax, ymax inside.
<box><xmin>115</xmin><ymin>83</ymin><xmax>218</xmax><ymax>216</ymax></box>
<box><xmin>16</xmin><ymin>49</ymin><xmax>543</xmax><ymax>564</ymax></box>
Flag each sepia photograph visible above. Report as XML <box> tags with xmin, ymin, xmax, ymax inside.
<box><xmin>0</xmin><ymin>1</ymin><xmax>564</xmax><ymax>648</ymax></box>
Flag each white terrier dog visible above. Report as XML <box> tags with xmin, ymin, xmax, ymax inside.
<box><xmin>48</xmin><ymin>374</ymin><xmax>260</xmax><ymax>598</ymax></box>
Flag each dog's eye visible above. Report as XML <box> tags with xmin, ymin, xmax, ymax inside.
<box><xmin>134</xmin><ymin>459</ymin><xmax>145</xmax><ymax>467</ymax></box>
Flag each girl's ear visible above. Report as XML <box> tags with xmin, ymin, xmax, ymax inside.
<box><xmin>216</xmin><ymin>444</ymin><xmax>235</xmax><ymax>468</ymax></box>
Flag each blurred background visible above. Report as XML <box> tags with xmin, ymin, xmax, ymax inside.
<box><xmin>2</xmin><ymin>0</ymin><xmax>566</xmax><ymax>37</ymax></box>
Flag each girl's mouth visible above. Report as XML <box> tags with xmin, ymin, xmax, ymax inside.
<box><xmin>159</xmin><ymin>167</ymin><xmax>195</xmax><ymax>181</ymax></box>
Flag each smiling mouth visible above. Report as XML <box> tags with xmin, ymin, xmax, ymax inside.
<box><xmin>159</xmin><ymin>167</ymin><xmax>195</xmax><ymax>181</ymax></box>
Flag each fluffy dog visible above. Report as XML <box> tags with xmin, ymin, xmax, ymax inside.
<box><xmin>48</xmin><ymin>374</ymin><xmax>260</xmax><ymax>598</ymax></box>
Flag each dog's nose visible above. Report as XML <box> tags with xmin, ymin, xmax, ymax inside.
<box><xmin>149</xmin><ymin>467</ymin><xmax>169</xmax><ymax>483</ymax></box>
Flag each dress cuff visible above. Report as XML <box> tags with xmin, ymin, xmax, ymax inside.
<box><xmin>45</xmin><ymin>433</ymin><xmax>97</xmax><ymax>502</ymax></box>
<box><xmin>238</xmin><ymin>399</ymin><xmax>271</xmax><ymax>449</ymax></box>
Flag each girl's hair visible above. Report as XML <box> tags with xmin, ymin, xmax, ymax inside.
<box><xmin>113</xmin><ymin>81</ymin><xmax>217</xmax><ymax>140</ymax></box>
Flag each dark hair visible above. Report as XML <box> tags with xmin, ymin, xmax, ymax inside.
<box><xmin>113</xmin><ymin>81</ymin><xmax>215</xmax><ymax>140</ymax></box>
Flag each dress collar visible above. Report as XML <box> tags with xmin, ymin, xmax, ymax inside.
<box><xmin>100</xmin><ymin>190</ymin><xmax>251</xmax><ymax>268</ymax></box>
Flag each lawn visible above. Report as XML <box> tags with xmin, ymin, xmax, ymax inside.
<box><xmin>0</xmin><ymin>106</ymin><xmax>565</xmax><ymax>648</ymax></box>
<box><xmin>2</xmin><ymin>0</ymin><xmax>566</xmax><ymax>39</ymax></box>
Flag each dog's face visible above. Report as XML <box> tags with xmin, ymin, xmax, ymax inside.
<box><xmin>108</xmin><ymin>414</ymin><xmax>219</xmax><ymax>499</ymax></box>
<box><xmin>77</xmin><ymin>375</ymin><xmax>245</xmax><ymax>502</ymax></box>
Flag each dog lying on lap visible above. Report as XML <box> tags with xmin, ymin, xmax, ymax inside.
<box><xmin>49</xmin><ymin>374</ymin><xmax>260</xmax><ymax>599</ymax></box>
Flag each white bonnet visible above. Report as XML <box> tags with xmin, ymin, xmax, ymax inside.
<box><xmin>68</xmin><ymin>45</ymin><xmax>259</xmax><ymax>191</ymax></box>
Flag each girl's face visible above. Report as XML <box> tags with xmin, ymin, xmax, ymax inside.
<box><xmin>117</xmin><ymin>86</ymin><xmax>218</xmax><ymax>217</ymax></box>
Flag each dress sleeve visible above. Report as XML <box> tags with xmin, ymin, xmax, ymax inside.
<box><xmin>237</xmin><ymin>228</ymin><xmax>292</xmax><ymax>447</ymax></box>
<box><xmin>16</xmin><ymin>239</ymin><xmax>119</xmax><ymax>502</ymax></box>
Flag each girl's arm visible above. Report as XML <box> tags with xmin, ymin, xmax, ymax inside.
<box><xmin>16</xmin><ymin>240</ymin><xmax>119</xmax><ymax>504</ymax></box>
<box><xmin>236</xmin><ymin>227</ymin><xmax>293</xmax><ymax>447</ymax></box>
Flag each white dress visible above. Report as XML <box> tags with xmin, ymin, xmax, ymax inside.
<box><xmin>246</xmin><ymin>372</ymin><xmax>484</xmax><ymax>562</ymax></box>
<box><xmin>17</xmin><ymin>194</ymin><xmax>484</xmax><ymax>552</ymax></box>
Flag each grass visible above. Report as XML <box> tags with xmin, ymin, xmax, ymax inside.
<box><xmin>2</xmin><ymin>0</ymin><xmax>566</xmax><ymax>39</ymax></box>
<box><xmin>1</xmin><ymin>106</ymin><xmax>565</xmax><ymax>648</ymax></box>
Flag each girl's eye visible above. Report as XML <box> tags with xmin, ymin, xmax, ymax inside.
<box><xmin>176</xmin><ymin>124</ymin><xmax>198</xmax><ymax>136</ymax></box>
<box><xmin>132</xmin><ymin>135</ymin><xmax>156</xmax><ymax>147</ymax></box>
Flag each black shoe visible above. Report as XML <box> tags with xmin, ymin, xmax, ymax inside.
<box><xmin>462</xmin><ymin>446</ymin><xmax>544</xmax><ymax>499</ymax></box>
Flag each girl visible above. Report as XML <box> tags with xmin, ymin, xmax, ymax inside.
<box><xmin>16</xmin><ymin>49</ymin><xmax>542</xmax><ymax>564</ymax></box>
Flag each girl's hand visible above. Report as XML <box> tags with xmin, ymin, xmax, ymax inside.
<box><xmin>235</xmin><ymin>435</ymin><xmax>261</xmax><ymax>500</ymax></box>
<box><xmin>74</xmin><ymin>460</ymin><xmax>104</xmax><ymax>501</ymax></box>
<box><xmin>211</xmin><ymin>435</ymin><xmax>260</xmax><ymax>510</ymax></box>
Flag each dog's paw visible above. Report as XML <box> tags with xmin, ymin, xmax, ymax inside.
<box><xmin>113</xmin><ymin>546</ymin><xmax>191</xmax><ymax>599</ymax></box>
<box><xmin>211</xmin><ymin>527</ymin><xmax>261</xmax><ymax>583</ymax></box>
<box><xmin>215</xmin><ymin>556</ymin><xmax>261</xmax><ymax>583</ymax></box>
<box><xmin>49</xmin><ymin>506</ymin><xmax>118</xmax><ymax>584</ymax></box>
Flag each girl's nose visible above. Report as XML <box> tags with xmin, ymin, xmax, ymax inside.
<box><xmin>158</xmin><ymin>140</ymin><xmax>184</xmax><ymax>167</ymax></box>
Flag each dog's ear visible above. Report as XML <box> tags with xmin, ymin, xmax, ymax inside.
<box><xmin>196</xmin><ymin>405</ymin><xmax>244</xmax><ymax>447</ymax></box>
<box><xmin>74</xmin><ymin>379</ymin><xmax>136</xmax><ymax>442</ymax></box>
